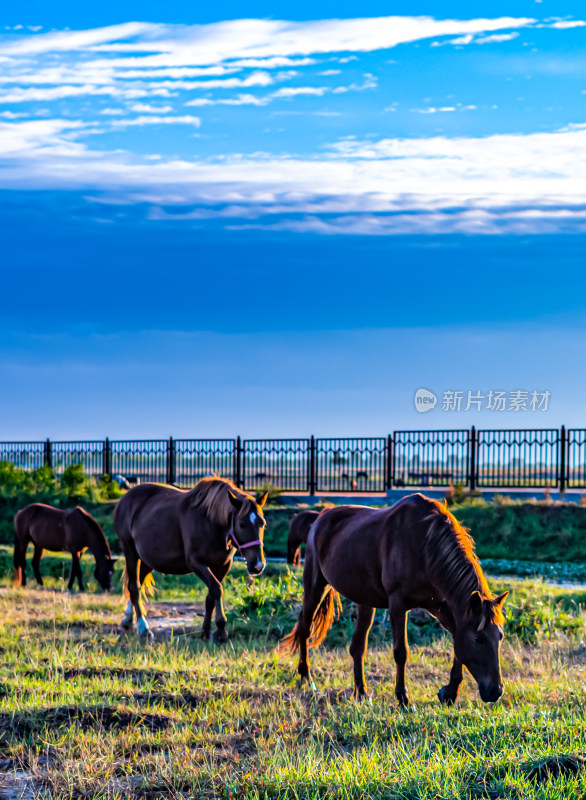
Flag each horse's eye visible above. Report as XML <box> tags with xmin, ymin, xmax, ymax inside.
<box><xmin>474</xmin><ymin>634</ymin><xmax>485</xmax><ymax>644</ymax></box>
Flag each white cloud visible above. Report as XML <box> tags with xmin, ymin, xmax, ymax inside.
<box><xmin>109</xmin><ymin>115</ymin><xmax>201</xmax><ymax>128</ymax></box>
<box><xmin>0</xmin><ymin>84</ymin><xmax>176</xmax><ymax>103</ymax></box>
<box><xmin>413</xmin><ymin>106</ymin><xmax>456</xmax><ymax>113</ymax></box>
<box><xmin>185</xmin><ymin>94</ymin><xmax>269</xmax><ymax>107</ymax></box>
<box><xmin>0</xmin><ymin>16</ymin><xmax>536</xmax><ymax>67</ymax></box>
<box><xmin>432</xmin><ymin>30</ymin><xmax>520</xmax><ymax>46</ymax></box>
<box><xmin>0</xmin><ymin>22</ymin><xmax>157</xmax><ymax>55</ymax></box>
<box><xmin>411</xmin><ymin>104</ymin><xmax>476</xmax><ymax>113</ymax></box>
<box><xmin>2</xmin><ymin>118</ymin><xmax>586</xmax><ymax>234</ymax></box>
<box><xmin>129</xmin><ymin>103</ymin><xmax>174</xmax><ymax>113</ymax></box>
<box><xmin>547</xmin><ymin>20</ymin><xmax>586</xmax><ymax>29</ymax></box>
<box><xmin>271</xmin><ymin>86</ymin><xmax>328</xmax><ymax>97</ymax></box>
<box><xmin>475</xmin><ymin>32</ymin><xmax>519</xmax><ymax>43</ymax></box>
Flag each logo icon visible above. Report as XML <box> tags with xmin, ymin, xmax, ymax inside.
<box><xmin>414</xmin><ymin>388</ymin><xmax>438</xmax><ymax>413</ymax></box>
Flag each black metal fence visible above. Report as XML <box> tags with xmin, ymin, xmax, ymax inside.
<box><xmin>1</xmin><ymin>427</ymin><xmax>585</xmax><ymax>493</ymax></box>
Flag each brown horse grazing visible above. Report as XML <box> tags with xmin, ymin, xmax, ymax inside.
<box><xmin>281</xmin><ymin>493</ymin><xmax>508</xmax><ymax>707</ymax></box>
<box><xmin>114</xmin><ymin>477</ymin><xmax>268</xmax><ymax>641</ymax></box>
<box><xmin>14</xmin><ymin>504</ymin><xmax>117</xmax><ymax>592</ymax></box>
<box><xmin>287</xmin><ymin>511</ymin><xmax>320</xmax><ymax>566</ymax></box>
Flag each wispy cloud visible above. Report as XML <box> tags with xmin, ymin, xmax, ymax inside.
<box><xmin>432</xmin><ymin>30</ymin><xmax>520</xmax><ymax>46</ymax></box>
<box><xmin>2</xmin><ymin>117</ymin><xmax>586</xmax><ymax>234</ymax></box>
<box><xmin>108</xmin><ymin>114</ymin><xmax>201</xmax><ymax>128</ymax></box>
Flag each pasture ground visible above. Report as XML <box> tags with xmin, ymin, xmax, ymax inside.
<box><xmin>1</xmin><ymin>563</ymin><xmax>586</xmax><ymax>798</ymax></box>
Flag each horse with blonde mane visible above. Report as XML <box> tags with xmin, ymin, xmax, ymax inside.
<box><xmin>114</xmin><ymin>477</ymin><xmax>268</xmax><ymax>642</ymax></box>
<box><xmin>281</xmin><ymin>493</ymin><xmax>508</xmax><ymax>707</ymax></box>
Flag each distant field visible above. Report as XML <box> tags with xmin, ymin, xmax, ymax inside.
<box><xmin>1</xmin><ymin>564</ymin><xmax>586</xmax><ymax>798</ymax></box>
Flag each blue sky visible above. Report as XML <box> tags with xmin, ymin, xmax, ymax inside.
<box><xmin>0</xmin><ymin>1</ymin><xmax>585</xmax><ymax>438</ymax></box>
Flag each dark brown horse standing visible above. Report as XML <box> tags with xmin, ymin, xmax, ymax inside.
<box><xmin>14</xmin><ymin>504</ymin><xmax>117</xmax><ymax>592</ymax></box>
<box><xmin>281</xmin><ymin>493</ymin><xmax>508</xmax><ymax>707</ymax></box>
<box><xmin>114</xmin><ymin>477</ymin><xmax>268</xmax><ymax>641</ymax></box>
<box><xmin>287</xmin><ymin>510</ymin><xmax>320</xmax><ymax>566</ymax></box>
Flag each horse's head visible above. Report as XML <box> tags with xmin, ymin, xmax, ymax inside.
<box><xmin>227</xmin><ymin>489</ymin><xmax>268</xmax><ymax>576</ymax></box>
<box><xmin>453</xmin><ymin>590</ymin><xmax>508</xmax><ymax>703</ymax></box>
<box><xmin>94</xmin><ymin>556</ymin><xmax>117</xmax><ymax>592</ymax></box>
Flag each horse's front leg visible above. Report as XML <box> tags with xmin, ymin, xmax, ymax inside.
<box><xmin>430</xmin><ymin>603</ymin><xmax>463</xmax><ymax>705</ymax></box>
<box><xmin>189</xmin><ymin>562</ymin><xmax>228</xmax><ymax>643</ymax></box>
<box><xmin>438</xmin><ymin>657</ymin><xmax>463</xmax><ymax>706</ymax></box>
<box><xmin>32</xmin><ymin>546</ymin><xmax>44</xmax><ymax>587</ymax></box>
<box><xmin>389</xmin><ymin>594</ymin><xmax>410</xmax><ymax>709</ymax></box>
<box><xmin>67</xmin><ymin>552</ymin><xmax>83</xmax><ymax>592</ymax></box>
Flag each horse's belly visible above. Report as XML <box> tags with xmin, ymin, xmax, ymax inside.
<box><xmin>134</xmin><ymin>540</ymin><xmax>188</xmax><ymax>574</ymax></box>
<box><xmin>31</xmin><ymin>535</ymin><xmax>67</xmax><ymax>553</ymax></box>
<box><xmin>321</xmin><ymin>567</ymin><xmax>388</xmax><ymax>609</ymax></box>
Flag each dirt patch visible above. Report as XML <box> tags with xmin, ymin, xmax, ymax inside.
<box><xmin>22</xmin><ymin>666</ymin><xmax>197</xmax><ymax>684</ymax></box>
<box><xmin>522</xmin><ymin>754</ymin><xmax>586</xmax><ymax>782</ymax></box>
<box><xmin>0</xmin><ymin>769</ymin><xmax>45</xmax><ymax>799</ymax></box>
<box><xmin>133</xmin><ymin>690</ymin><xmax>207</xmax><ymax>709</ymax></box>
<box><xmin>146</xmin><ymin>601</ymin><xmax>205</xmax><ymax>619</ymax></box>
<box><xmin>0</xmin><ymin>705</ymin><xmax>173</xmax><ymax>745</ymax></box>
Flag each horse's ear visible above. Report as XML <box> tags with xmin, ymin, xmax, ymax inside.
<box><xmin>227</xmin><ymin>489</ymin><xmax>242</xmax><ymax>509</ymax></box>
<box><xmin>469</xmin><ymin>590</ymin><xmax>483</xmax><ymax>616</ymax></box>
<box><xmin>256</xmin><ymin>490</ymin><xmax>269</xmax><ymax>508</ymax></box>
<box><xmin>492</xmin><ymin>591</ymin><xmax>509</xmax><ymax>609</ymax></box>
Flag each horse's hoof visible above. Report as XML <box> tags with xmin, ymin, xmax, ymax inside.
<box><xmin>120</xmin><ymin>620</ymin><xmax>134</xmax><ymax>631</ymax></box>
<box><xmin>212</xmin><ymin>628</ymin><xmax>229</xmax><ymax>644</ymax></box>
<box><xmin>200</xmin><ymin>629</ymin><xmax>211</xmax><ymax>641</ymax></box>
<box><xmin>138</xmin><ymin>630</ymin><xmax>154</xmax><ymax>645</ymax></box>
<box><xmin>438</xmin><ymin>687</ymin><xmax>456</xmax><ymax>706</ymax></box>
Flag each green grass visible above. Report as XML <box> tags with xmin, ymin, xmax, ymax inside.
<box><xmin>1</xmin><ymin>566</ymin><xmax>586</xmax><ymax>797</ymax></box>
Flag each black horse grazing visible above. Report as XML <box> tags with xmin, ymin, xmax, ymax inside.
<box><xmin>287</xmin><ymin>510</ymin><xmax>320</xmax><ymax>566</ymax></box>
<box><xmin>281</xmin><ymin>494</ymin><xmax>508</xmax><ymax>707</ymax></box>
<box><xmin>114</xmin><ymin>476</ymin><xmax>268</xmax><ymax>641</ymax></box>
<box><xmin>14</xmin><ymin>504</ymin><xmax>117</xmax><ymax>592</ymax></box>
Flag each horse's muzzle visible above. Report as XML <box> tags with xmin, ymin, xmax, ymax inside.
<box><xmin>479</xmin><ymin>683</ymin><xmax>503</xmax><ymax>703</ymax></box>
<box><xmin>248</xmin><ymin>560</ymin><xmax>265</xmax><ymax>576</ymax></box>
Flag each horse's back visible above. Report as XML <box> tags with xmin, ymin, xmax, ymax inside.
<box><xmin>114</xmin><ymin>483</ymin><xmax>185</xmax><ymax>532</ymax></box>
<box><xmin>14</xmin><ymin>503</ymin><xmax>67</xmax><ymax>550</ymax></box>
<box><xmin>114</xmin><ymin>483</ymin><xmax>189</xmax><ymax>572</ymax></box>
<box><xmin>308</xmin><ymin>495</ymin><xmax>439</xmax><ymax>607</ymax></box>
<box><xmin>290</xmin><ymin>510</ymin><xmax>319</xmax><ymax>542</ymax></box>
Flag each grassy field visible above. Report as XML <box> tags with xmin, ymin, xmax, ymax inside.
<box><xmin>1</xmin><ymin>564</ymin><xmax>586</xmax><ymax>798</ymax></box>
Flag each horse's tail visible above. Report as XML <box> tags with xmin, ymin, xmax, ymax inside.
<box><xmin>122</xmin><ymin>562</ymin><xmax>156</xmax><ymax>601</ymax></box>
<box><xmin>280</xmin><ymin>586</ymin><xmax>341</xmax><ymax>654</ymax></box>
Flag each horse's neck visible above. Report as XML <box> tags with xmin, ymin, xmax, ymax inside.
<box><xmin>84</xmin><ymin>524</ymin><xmax>109</xmax><ymax>562</ymax></box>
<box><xmin>429</xmin><ymin>554</ymin><xmax>481</xmax><ymax>613</ymax></box>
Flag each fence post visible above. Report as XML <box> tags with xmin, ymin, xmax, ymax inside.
<box><xmin>44</xmin><ymin>438</ymin><xmax>52</xmax><ymax>469</ymax></box>
<box><xmin>103</xmin><ymin>437</ymin><xmax>111</xmax><ymax>480</ymax></box>
<box><xmin>309</xmin><ymin>435</ymin><xmax>317</xmax><ymax>495</ymax></box>
<box><xmin>167</xmin><ymin>436</ymin><xmax>176</xmax><ymax>485</ymax></box>
<box><xmin>385</xmin><ymin>434</ymin><xmax>393</xmax><ymax>490</ymax></box>
<box><xmin>234</xmin><ymin>436</ymin><xmax>242</xmax><ymax>488</ymax></box>
<box><xmin>559</xmin><ymin>425</ymin><xmax>566</xmax><ymax>496</ymax></box>
<box><xmin>469</xmin><ymin>426</ymin><xmax>477</xmax><ymax>491</ymax></box>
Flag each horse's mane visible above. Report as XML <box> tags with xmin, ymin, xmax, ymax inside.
<box><xmin>186</xmin><ymin>476</ymin><xmax>254</xmax><ymax>526</ymax></box>
<box><xmin>423</xmin><ymin>498</ymin><xmax>503</xmax><ymax>625</ymax></box>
